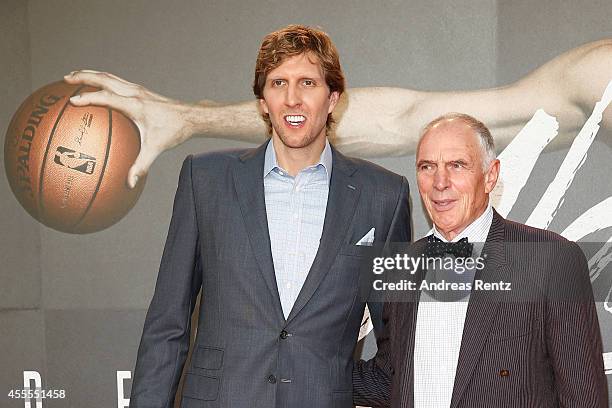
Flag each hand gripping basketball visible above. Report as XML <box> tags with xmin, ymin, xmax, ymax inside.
<box><xmin>4</xmin><ymin>81</ymin><xmax>146</xmax><ymax>233</ymax></box>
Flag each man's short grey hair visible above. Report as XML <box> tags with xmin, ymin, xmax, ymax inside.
<box><xmin>419</xmin><ymin>112</ymin><xmax>496</xmax><ymax>171</ymax></box>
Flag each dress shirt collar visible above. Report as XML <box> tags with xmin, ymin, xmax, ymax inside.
<box><xmin>263</xmin><ymin>138</ymin><xmax>332</xmax><ymax>182</ymax></box>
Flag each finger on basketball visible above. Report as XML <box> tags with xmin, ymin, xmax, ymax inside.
<box><xmin>70</xmin><ymin>91</ymin><xmax>135</xmax><ymax>116</ymax></box>
<box><xmin>128</xmin><ymin>151</ymin><xmax>155</xmax><ymax>189</ymax></box>
<box><xmin>64</xmin><ymin>71</ymin><xmax>132</xmax><ymax>96</ymax></box>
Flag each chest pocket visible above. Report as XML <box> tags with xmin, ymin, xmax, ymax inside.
<box><xmin>488</xmin><ymin>303</ymin><xmax>540</xmax><ymax>342</ymax></box>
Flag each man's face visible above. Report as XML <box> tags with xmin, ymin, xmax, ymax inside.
<box><xmin>416</xmin><ymin>120</ymin><xmax>499</xmax><ymax>240</ymax></box>
<box><xmin>260</xmin><ymin>53</ymin><xmax>339</xmax><ymax>150</ymax></box>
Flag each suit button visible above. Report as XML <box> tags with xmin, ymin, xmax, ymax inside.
<box><xmin>500</xmin><ymin>369</ymin><xmax>510</xmax><ymax>377</ymax></box>
<box><xmin>280</xmin><ymin>330</ymin><xmax>289</xmax><ymax>339</ymax></box>
<box><xmin>267</xmin><ymin>374</ymin><xmax>277</xmax><ymax>384</ymax></box>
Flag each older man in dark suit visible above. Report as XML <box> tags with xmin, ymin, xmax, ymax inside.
<box><xmin>354</xmin><ymin>113</ymin><xmax>607</xmax><ymax>407</ymax></box>
<box><xmin>129</xmin><ymin>25</ymin><xmax>410</xmax><ymax>408</ymax></box>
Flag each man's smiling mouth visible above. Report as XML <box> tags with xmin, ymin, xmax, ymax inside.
<box><xmin>284</xmin><ymin>115</ymin><xmax>306</xmax><ymax>127</ymax></box>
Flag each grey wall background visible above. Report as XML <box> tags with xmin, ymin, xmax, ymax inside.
<box><xmin>1</xmin><ymin>0</ymin><xmax>611</xmax><ymax>406</ymax></box>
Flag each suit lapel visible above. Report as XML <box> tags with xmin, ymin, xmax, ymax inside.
<box><xmin>285</xmin><ymin>148</ymin><xmax>361</xmax><ymax>324</ymax></box>
<box><xmin>399</xmin><ymin>239</ymin><xmax>428</xmax><ymax>408</ymax></box>
<box><xmin>233</xmin><ymin>141</ymin><xmax>285</xmax><ymax>324</ymax></box>
<box><xmin>450</xmin><ymin>211</ymin><xmax>509</xmax><ymax>408</ymax></box>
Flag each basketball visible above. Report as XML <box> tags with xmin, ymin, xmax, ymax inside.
<box><xmin>4</xmin><ymin>81</ymin><xmax>145</xmax><ymax>234</ymax></box>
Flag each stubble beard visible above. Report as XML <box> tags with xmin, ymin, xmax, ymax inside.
<box><xmin>273</xmin><ymin>123</ymin><xmax>325</xmax><ymax>150</ymax></box>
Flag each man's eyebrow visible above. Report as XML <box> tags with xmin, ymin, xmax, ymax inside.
<box><xmin>268</xmin><ymin>73</ymin><xmax>323</xmax><ymax>79</ymax></box>
<box><xmin>416</xmin><ymin>159</ymin><xmax>436</xmax><ymax>166</ymax></box>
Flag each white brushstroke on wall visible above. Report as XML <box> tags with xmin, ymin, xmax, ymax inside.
<box><xmin>526</xmin><ymin>81</ymin><xmax>612</xmax><ymax>229</ymax></box>
<box><xmin>562</xmin><ymin>197</ymin><xmax>612</xmax><ymax>242</ymax></box>
<box><xmin>491</xmin><ymin>110</ymin><xmax>559</xmax><ymax>217</ymax></box>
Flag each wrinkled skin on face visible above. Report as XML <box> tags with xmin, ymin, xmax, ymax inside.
<box><xmin>416</xmin><ymin>120</ymin><xmax>500</xmax><ymax>241</ymax></box>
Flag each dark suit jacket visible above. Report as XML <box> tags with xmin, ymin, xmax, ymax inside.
<box><xmin>354</xmin><ymin>210</ymin><xmax>607</xmax><ymax>407</ymax></box>
<box><xmin>129</xmin><ymin>140</ymin><xmax>411</xmax><ymax>408</ymax></box>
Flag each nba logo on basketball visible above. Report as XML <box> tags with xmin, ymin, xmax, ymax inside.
<box><xmin>54</xmin><ymin>146</ymin><xmax>96</xmax><ymax>174</ymax></box>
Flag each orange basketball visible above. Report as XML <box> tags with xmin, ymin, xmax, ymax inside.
<box><xmin>4</xmin><ymin>81</ymin><xmax>145</xmax><ymax>233</ymax></box>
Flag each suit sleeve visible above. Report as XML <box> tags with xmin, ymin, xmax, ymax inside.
<box><xmin>353</xmin><ymin>176</ymin><xmax>411</xmax><ymax>406</ymax></box>
<box><xmin>353</xmin><ymin>302</ymin><xmax>395</xmax><ymax>407</ymax></box>
<box><xmin>367</xmin><ymin>176</ymin><xmax>411</xmax><ymax>333</ymax></box>
<box><xmin>385</xmin><ymin>176</ymin><xmax>411</xmax><ymax>244</ymax></box>
<box><xmin>130</xmin><ymin>155</ymin><xmax>203</xmax><ymax>408</ymax></box>
<box><xmin>546</xmin><ymin>241</ymin><xmax>608</xmax><ymax>407</ymax></box>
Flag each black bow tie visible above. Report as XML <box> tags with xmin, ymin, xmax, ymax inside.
<box><xmin>424</xmin><ymin>235</ymin><xmax>473</xmax><ymax>259</ymax></box>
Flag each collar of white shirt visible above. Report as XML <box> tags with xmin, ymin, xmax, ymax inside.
<box><xmin>263</xmin><ymin>138</ymin><xmax>333</xmax><ymax>183</ymax></box>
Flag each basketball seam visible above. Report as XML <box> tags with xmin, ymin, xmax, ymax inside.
<box><xmin>72</xmin><ymin>107</ymin><xmax>113</xmax><ymax>232</ymax></box>
<box><xmin>38</xmin><ymin>85</ymin><xmax>86</xmax><ymax>222</ymax></box>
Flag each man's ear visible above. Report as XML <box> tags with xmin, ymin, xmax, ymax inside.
<box><xmin>259</xmin><ymin>98</ymin><xmax>269</xmax><ymax>114</ymax></box>
<box><xmin>328</xmin><ymin>91</ymin><xmax>340</xmax><ymax>113</ymax></box>
<box><xmin>484</xmin><ymin>159</ymin><xmax>500</xmax><ymax>194</ymax></box>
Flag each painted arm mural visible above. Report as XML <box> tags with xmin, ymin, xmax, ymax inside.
<box><xmin>65</xmin><ymin>39</ymin><xmax>612</xmax><ymax>187</ymax></box>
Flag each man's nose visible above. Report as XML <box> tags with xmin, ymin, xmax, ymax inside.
<box><xmin>284</xmin><ymin>83</ymin><xmax>302</xmax><ymax>107</ymax></box>
<box><xmin>433</xmin><ymin>167</ymin><xmax>450</xmax><ymax>190</ymax></box>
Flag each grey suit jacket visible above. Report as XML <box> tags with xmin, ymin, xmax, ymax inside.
<box><xmin>354</xmin><ymin>210</ymin><xmax>607</xmax><ymax>407</ymax></box>
<box><xmin>129</xmin><ymin>140</ymin><xmax>411</xmax><ymax>408</ymax></box>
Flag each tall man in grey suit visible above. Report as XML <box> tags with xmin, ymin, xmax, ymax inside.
<box><xmin>353</xmin><ymin>113</ymin><xmax>607</xmax><ymax>407</ymax></box>
<box><xmin>129</xmin><ymin>25</ymin><xmax>410</xmax><ymax>408</ymax></box>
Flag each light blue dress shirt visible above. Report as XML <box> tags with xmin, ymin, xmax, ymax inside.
<box><xmin>263</xmin><ymin>138</ymin><xmax>332</xmax><ymax>318</ymax></box>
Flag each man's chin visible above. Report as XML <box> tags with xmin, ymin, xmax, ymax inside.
<box><xmin>430</xmin><ymin>216</ymin><xmax>459</xmax><ymax>234</ymax></box>
<box><xmin>275</xmin><ymin>133</ymin><xmax>319</xmax><ymax>149</ymax></box>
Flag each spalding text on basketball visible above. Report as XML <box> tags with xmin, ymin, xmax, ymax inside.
<box><xmin>15</xmin><ymin>93</ymin><xmax>63</xmax><ymax>199</ymax></box>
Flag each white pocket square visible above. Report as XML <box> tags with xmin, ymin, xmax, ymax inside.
<box><xmin>356</xmin><ymin>227</ymin><xmax>375</xmax><ymax>246</ymax></box>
